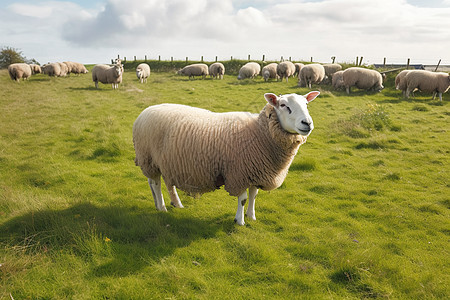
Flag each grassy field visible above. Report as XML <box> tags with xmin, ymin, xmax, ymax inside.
<box><xmin>0</xmin><ymin>63</ymin><xmax>448</xmax><ymax>299</ymax></box>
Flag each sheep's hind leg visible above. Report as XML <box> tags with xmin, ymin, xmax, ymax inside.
<box><xmin>169</xmin><ymin>186</ymin><xmax>184</xmax><ymax>208</ymax></box>
<box><xmin>148</xmin><ymin>177</ymin><xmax>167</xmax><ymax>212</ymax></box>
<box><xmin>246</xmin><ymin>186</ymin><xmax>258</xmax><ymax>221</ymax></box>
<box><xmin>234</xmin><ymin>191</ymin><xmax>247</xmax><ymax>226</ymax></box>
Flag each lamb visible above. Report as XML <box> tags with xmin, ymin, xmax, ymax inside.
<box><xmin>294</xmin><ymin>63</ymin><xmax>304</xmax><ymax>77</ymax></box>
<box><xmin>136</xmin><ymin>63</ymin><xmax>151</xmax><ymax>83</ymax></box>
<box><xmin>177</xmin><ymin>63</ymin><xmax>209</xmax><ymax>79</ymax></box>
<box><xmin>209</xmin><ymin>62</ymin><xmax>225</xmax><ymax>79</ymax></box>
<box><xmin>237</xmin><ymin>62</ymin><xmax>261</xmax><ymax>80</ymax></box>
<box><xmin>133</xmin><ymin>91</ymin><xmax>320</xmax><ymax>225</ymax></box>
<box><xmin>277</xmin><ymin>61</ymin><xmax>296</xmax><ymax>82</ymax></box>
<box><xmin>331</xmin><ymin>70</ymin><xmax>345</xmax><ymax>90</ymax></box>
<box><xmin>262</xmin><ymin>63</ymin><xmax>278</xmax><ymax>81</ymax></box>
<box><xmin>405</xmin><ymin>70</ymin><xmax>450</xmax><ymax>101</ymax></box>
<box><xmin>92</xmin><ymin>64</ymin><xmax>123</xmax><ymax>89</ymax></box>
<box><xmin>298</xmin><ymin>64</ymin><xmax>325</xmax><ymax>88</ymax></box>
<box><xmin>342</xmin><ymin>67</ymin><xmax>384</xmax><ymax>94</ymax></box>
<box><xmin>8</xmin><ymin>63</ymin><xmax>32</xmax><ymax>81</ymax></box>
<box><xmin>42</xmin><ymin>63</ymin><xmax>61</xmax><ymax>77</ymax></box>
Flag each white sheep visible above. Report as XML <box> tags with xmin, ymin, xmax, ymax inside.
<box><xmin>294</xmin><ymin>63</ymin><xmax>304</xmax><ymax>78</ymax></box>
<box><xmin>42</xmin><ymin>63</ymin><xmax>61</xmax><ymax>77</ymax></box>
<box><xmin>58</xmin><ymin>62</ymin><xmax>69</xmax><ymax>77</ymax></box>
<box><xmin>8</xmin><ymin>63</ymin><xmax>32</xmax><ymax>81</ymax></box>
<box><xmin>262</xmin><ymin>63</ymin><xmax>278</xmax><ymax>81</ymax></box>
<box><xmin>395</xmin><ymin>70</ymin><xmax>412</xmax><ymax>97</ymax></box>
<box><xmin>331</xmin><ymin>70</ymin><xmax>345</xmax><ymax>90</ymax></box>
<box><xmin>65</xmin><ymin>61</ymin><xmax>89</xmax><ymax>74</ymax></box>
<box><xmin>29</xmin><ymin>64</ymin><xmax>42</xmax><ymax>74</ymax></box>
<box><xmin>92</xmin><ymin>64</ymin><xmax>123</xmax><ymax>89</ymax></box>
<box><xmin>177</xmin><ymin>63</ymin><xmax>209</xmax><ymax>79</ymax></box>
<box><xmin>237</xmin><ymin>62</ymin><xmax>261</xmax><ymax>80</ymax></box>
<box><xmin>209</xmin><ymin>62</ymin><xmax>225</xmax><ymax>79</ymax></box>
<box><xmin>133</xmin><ymin>91</ymin><xmax>320</xmax><ymax>225</ymax></box>
<box><xmin>298</xmin><ymin>64</ymin><xmax>325</xmax><ymax>88</ymax></box>
<box><xmin>322</xmin><ymin>63</ymin><xmax>342</xmax><ymax>84</ymax></box>
<box><xmin>343</xmin><ymin>67</ymin><xmax>384</xmax><ymax>94</ymax></box>
<box><xmin>405</xmin><ymin>70</ymin><xmax>450</xmax><ymax>101</ymax></box>
<box><xmin>277</xmin><ymin>61</ymin><xmax>296</xmax><ymax>82</ymax></box>
<box><xmin>136</xmin><ymin>63</ymin><xmax>151</xmax><ymax>83</ymax></box>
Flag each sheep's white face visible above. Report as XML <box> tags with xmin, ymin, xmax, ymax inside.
<box><xmin>264</xmin><ymin>92</ymin><xmax>319</xmax><ymax>136</ymax></box>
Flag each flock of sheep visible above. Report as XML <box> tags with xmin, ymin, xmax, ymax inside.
<box><xmin>5</xmin><ymin>58</ymin><xmax>449</xmax><ymax>225</ymax></box>
<box><xmin>7</xmin><ymin>60</ymin><xmax>450</xmax><ymax>101</ymax></box>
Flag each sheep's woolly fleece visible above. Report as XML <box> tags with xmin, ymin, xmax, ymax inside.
<box><xmin>133</xmin><ymin>103</ymin><xmax>308</xmax><ymax>197</ymax></box>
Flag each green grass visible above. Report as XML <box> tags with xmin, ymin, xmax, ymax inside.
<box><xmin>0</xmin><ymin>65</ymin><xmax>449</xmax><ymax>299</ymax></box>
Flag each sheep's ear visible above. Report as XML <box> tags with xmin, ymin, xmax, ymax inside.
<box><xmin>304</xmin><ymin>91</ymin><xmax>320</xmax><ymax>103</ymax></box>
<box><xmin>264</xmin><ymin>93</ymin><xmax>278</xmax><ymax>107</ymax></box>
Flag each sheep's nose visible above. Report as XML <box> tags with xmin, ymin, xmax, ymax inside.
<box><xmin>301</xmin><ymin>120</ymin><xmax>311</xmax><ymax>129</ymax></box>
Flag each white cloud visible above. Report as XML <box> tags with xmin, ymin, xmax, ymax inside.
<box><xmin>1</xmin><ymin>0</ymin><xmax>450</xmax><ymax>64</ymax></box>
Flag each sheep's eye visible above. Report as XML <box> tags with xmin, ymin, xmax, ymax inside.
<box><xmin>280</xmin><ymin>104</ymin><xmax>292</xmax><ymax>114</ymax></box>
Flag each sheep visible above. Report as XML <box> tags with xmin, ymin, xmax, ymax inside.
<box><xmin>331</xmin><ymin>70</ymin><xmax>345</xmax><ymax>90</ymax></box>
<box><xmin>58</xmin><ymin>62</ymin><xmax>69</xmax><ymax>77</ymax></box>
<box><xmin>92</xmin><ymin>64</ymin><xmax>123</xmax><ymax>89</ymax></box>
<box><xmin>177</xmin><ymin>63</ymin><xmax>209</xmax><ymax>79</ymax></box>
<box><xmin>322</xmin><ymin>63</ymin><xmax>342</xmax><ymax>84</ymax></box>
<box><xmin>294</xmin><ymin>63</ymin><xmax>304</xmax><ymax>77</ymax></box>
<box><xmin>342</xmin><ymin>67</ymin><xmax>384</xmax><ymax>94</ymax></box>
<box><xmin>262</xmin><ymin>63</ymin><xmax>278</xmax><ymax>81</ymax></box>
<box><xmin>277</xmin><ymin>61</ymin><xmax>296</xmax><ymax>82</ymax></box>
<box><xmin>395</xmin><ymin>70</ymin><xmax>412</xmax><ymax>97</ymax></box>
<box><xmin>29</xmin><ymin>64</ymin><xmax>42</xmax><ymax>74</ymax></box>
<box><xmin>209</xmin><ymin>62</ymin><xmax>225</xmax><ymax>79</ymax></box>
<box><xmin>42</xmin><ymin>63</ymin><xmax>61</xmax><ymax>77</ymax></box>
<box><xmin>136</xmin><ymin>63</ymin><xmax>151</xmax><ymax>83</ymax></box>
<box><xmin>133</xmin><ymin>91</ymin><xmax>320</xmax><ymax>225</ymax></box>
<box><xmin>65</xmin><ymin>61</ymin><xmax>89</xmax><ymax>74</ymax></box>
<box><xmin>8</xmin><ymin>63</ymin><xmax>33</xmax><ymax>82</ymax></box>
<box><xmin>298</xmin><ymin>64</ymin><xmax>325</xmax><ymax>88</ymax></box>
<box><xmin>237</xmin><ymin>62</ymin><xmax>261</xmax><ymax>80</ymax></box>
<box><xmin>405</xmin><ymin>70</ymin><xmax>450</xmax><ymax>101</ymax></box>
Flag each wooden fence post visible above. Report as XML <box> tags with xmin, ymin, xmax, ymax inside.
<box><xmin>359</xmin><ymin>56</ymin><xmax>363</xmax><ymax>66</ymax></box>
<box><xmin>145</xmin><ymin>55</ymin><xmax>147</xmax><ymax>61</ymax></box>
<box><xmin>434</xmin><ymin>59</ymin><xmax>441</xmax><ymax>72</ymax></box>
<box><xmin>310</xmin><ymin>57</ymin><xmax>313</xmax><ymax>62</ymax></box>
<box><xmin>281</xmin><ymin>56</ymin><xmax>284</xmax><ymax>62</ymax></box>
<box><xmin>134</xmin><ymin>56</ymin><xmax>136</xmax><ymax>61</ymax></box>
<box><xmin>248</xmin><ymin>54</ymin><xmax>251</xmax><ymax>61</ymax></box>
<box><xmin>186</xmin><ymin>57</ymin><xmax>188</xmax><ymax>63</ymax></box>
<box><xmin>215</xmin><ymin>56</ymin><xmax>218</xmax><ymax>62</ymax></box>
<box><xmin>331</xmin><ymin>56</ymin><xmax>336</xmax><ymax>63</ymax></box>
<box><xmin>159</xmin><ymin>55</ymin><xmax>161</xmax><ymax>61</ymax></box>
<box><xmin>262</xmin><ymin>55</ymin><xmax>265</xmax><ymax>61</ymax></box>
<box><xmin>356</xmin><ymin>56</ymin><xmax>359</xmax><ymax>65</ymax></box>
<box><xmin>406</xmin><ymin>58</ymin><xmax>410</xmax><ymax>69</ymax></box>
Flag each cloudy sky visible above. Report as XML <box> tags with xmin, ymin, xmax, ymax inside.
<box><xmin>1</xmin><ymin>0</ymin><xmax>450</xmax><ymax>65</ymax></box>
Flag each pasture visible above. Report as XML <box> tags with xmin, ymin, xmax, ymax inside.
<box><xmin>0</xmin><ymin>62</ymin><xmax>448</xmax><ymax>299</ymax></box>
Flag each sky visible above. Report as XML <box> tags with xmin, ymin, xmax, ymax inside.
<box><xmin>1</xmin><ymin>0</ymin><xmax>450</xmax><ymax>65</ymax></box>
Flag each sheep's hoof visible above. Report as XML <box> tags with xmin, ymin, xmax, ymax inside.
<box><xmin>234</xmin><ymin>218</ymin><xmax>245</xmax><ymax>226</ymax></box>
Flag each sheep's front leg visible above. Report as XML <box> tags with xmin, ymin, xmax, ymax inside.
<box><xmin>169</xmin><ymin>185</ymin><xmax>184</xmax><ymax>208</ymax></box>
<box><xmin>234</xmin><ymin>191</ymin><xmax>247</xmax><ymax>226</ymax></box>
<box><xmin>148</xmin><ymin>177</ymin><xmax>167</xmax><ymax>212</ymax></box>
<box><xmin>246</xmin><ymin>186</ymin><xmax>258</xmax><ymax>221</ymax></box>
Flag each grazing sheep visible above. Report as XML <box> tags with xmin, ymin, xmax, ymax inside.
<box><xmin>58</xmin><ymin>62</ymin><xmax>69</xmax><ymax>77</ymax></box>
<box><xmin>277</xmin><ymin>61</ymin><xmax>296</xmax><ymax>82</ymax></box>
<box><xmin>178</xmin><ymin>63</ymin><xmax>209</xmax><ymax>79</ymax></box>
<box><xmin>42</xmin><ymin>63</ymin><xmax>61</xmax><ymax>77</ymax></box>
<box><xmin>343</xmin><ymin>67</ymin><xmax>384</xmax><ymax>94</ymax></box>
<box><xmin>136</xmin><ymin>63</ymin><xmax>151</xmax><ymax>83</ymax></box>
<box><xmin>237</xmin><ymin>62</ymin><xmax>261</xmax><ymax>80</ymax></box>
<box><xmin>65</xmin><ymin>61</ymin><xmax>88</xmax><ymax>74</ymax></box>
<box><xmin>395</xmin><ymin>70</ymin><xmax>412</xmax><ymax>97</ymax></box>
<box><xmin>262</xmin><ymin>63</ymin><xmax>278</xmax><ymax>81</ymax></box>
<box><xmin>322</xmin><ymin>63</ymin><xmax>342</xmax><ymax>83</ymax></box>
<box><xmin>209</xmin><ymin>62</ymin><xmax>225</xmax><ymax>79</ymax></box>
<box><xmin>92</xmin><ymin>64</ymin><xmax>123</xmax><ymax>89</ymax></box>
<box><xmin>294</xmin><ymin>63</ymin><xmax>305</xmax><ymax>77</ymax></box>
<box><xmin>29</xmin><ymin>64</ymin><xmax>42</xmax><ymax>74</ymax></box>
<box><xmin>405</xmin><ymin>70</ymin><xmax>450</xmax><ymax>101</ymax></box>
<box><xmin>133</xmin><ymin>91</ymin><xmax>320</xmax><ymax>225</ymax></box>
<box><xmin>8</xmin><ymin>63</ymin><xmax>32</xmax><ymax>82</ymax></box>
<box><xmin>331</xmin><ymin>70</ymin><xmax>345</xmax><ymax>90</ymax></box>
<box><xmin>298</xmin><ymin>64</ymin><xmax>325</xmax><ymax>88</ymax></box>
